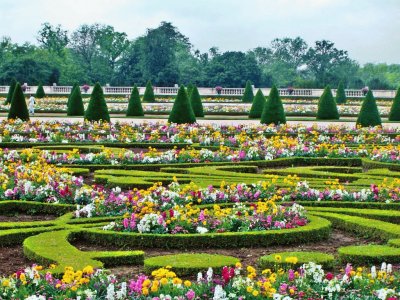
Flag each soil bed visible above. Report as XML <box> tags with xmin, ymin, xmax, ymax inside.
<box><xmin>0</xmin><ymin>214</ymin><xmax>57</xmax><ymax>222</ymax></box>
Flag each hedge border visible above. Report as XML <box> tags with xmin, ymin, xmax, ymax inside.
<box><xmin>144</xmin><ymin>254</ymin><xmax>239</xmax><ymax>276</ymax></box>
<box><xmin>258</xmin><ymin>251</ymin><xmax>335</xmax><ymax>270</ymax></box>
<box><xmin>74</xmin><ymin>215</ymin><xmax>331</xmax><ymax>249</ymax></box>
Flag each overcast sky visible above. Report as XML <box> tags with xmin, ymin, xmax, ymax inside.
<box><xmin>0</xmin><ymin>0</ymin><xmax>399</xmax><ymax>64</ymax></box>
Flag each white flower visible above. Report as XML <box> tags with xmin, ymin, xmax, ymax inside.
<box><xmin>206</xmin><ymin>267</ymin><xmax>213</xmax><ymax>282</ymax></box>
<box><xmin>213</xmin><ymin>285</ymin><xmax>227</xmax><ymax>300</ymax></box>
<box><xmin>196</xmin><ymin>226</ymin><xmax>209</xmax><ymax>234</ymax></box>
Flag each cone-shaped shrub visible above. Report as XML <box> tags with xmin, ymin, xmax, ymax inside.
<box><xmin>67</xmin><ymin>85</ymin><xmax>85</xmax><ymax>116</ymax></box>
<box><xmin>143</xmin><ymin>80</ymin><xmax>155</xmax><ymax>103</ymax></box>
<box><xmin>249</xmin><ymin>89</ymin><xmax>266</xmax><ymax>118</ymax></box>
<box><xmin>242</xmin><ymin>80</ymin><xmax>254</xmax><ymax>103</ymax></box>
<box><xmin>186</xmin><ymin>83</ymin><xmax>195</xmax><ymax>99</ymax></box>
<box><xmin>335</xmin><ymin>81</ymin><xmax>347</xmax><ymax>104</ymax></box>
<box><xmin>67</xmin><ymin>83</ymin><xmax>79</xmax><ymax>107</ymax></box>
<box><xmin>126</xmin><ymin>85</ymin><xmax>144</xmax><ymax>116</ymax></box>
<box><xmin>388</xmin><ymin>87</ymin><xmax>400</xmax><ymax>121</ymax></box>
<box><xmin>190</xmin><ymin>86</ymin><xmax>204</xmax><ymax>117</ymax></box>
<box><xmin>357</xmin><ymin>90</ymin><xmax>381</xmax><ymax>127</ymax></box>
<box><xmin>260</xmin><ymin>86</ymin><xmax>286</xmax><ymax>125</ymax></box>
<box><xmin>8</xmin><ymin>83</ymin><xmax>29</xmax><ymax>121</ymax></box>
<box><xmin>35</xmin><ymin>82</ymin><xmax>45</xmax><ymax>98</ymax></box>
<box><xmin>316</xmin><ymin>86</ymin><xmax>339</xmax><ymax>120</ymax></box>
<box><xmin>168</xmin><ymin>85</ymin><xmax>196</xmax><ymax>124</ymax></box>
<box><xmin>6</xmin><ymin>78</ymin><xmax>17</xmax><ymax>104</ymax></box>
<box><xmin>84</xmin><ymin>82</ymin><xmax>110</xmax><ymax>122</ymax></box>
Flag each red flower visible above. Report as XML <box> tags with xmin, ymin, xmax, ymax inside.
<box><xmin>325</xmin><ymin>272</ymin><xmax>334</xmax><ymax>280</ymax></box>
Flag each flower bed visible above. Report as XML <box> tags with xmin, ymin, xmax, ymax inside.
<box><xmin>0</xmin><ymin>262</ymin><xmax>398</xmax><ymax>299</ymax></box>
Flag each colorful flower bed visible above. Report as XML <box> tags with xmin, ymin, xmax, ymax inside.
<box><xmin>0</xmin><ymin>262</ymin><xmax>399</xmax><ymax>299</ymax></box>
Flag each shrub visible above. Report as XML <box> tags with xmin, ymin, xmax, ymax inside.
<box><xmin>126</xmin><ymin>85</ymin><xmax>144</xmax><ymax>116</ymax></box>
<box><xmin>35</xmin><ymin>82</ymin><xmax>45</xmax><ymax>99</ymax></box>
<box><xmin>316</xmin><ymin>86</ymin><xmax>339</xmax><ymax>120</ymax></box>
<box><xmin>260</xmin><ymin>85</ymin><xmax>286</xmax><ymax>124</ymax></box>
<box><xmin>67</xmin><ymin>83</ymin><xmax>79</xmax><ymax>107</ymax></box>
<box><xmin>388</xmin><ymin>87</ymin><xmax>400</xmax><ymax>121</ymax></box>
<box><xmin>338</xmin><ymin>245</ymin><xmax>400</xmax><ymax>265</ymax></box>
<box><xmin>144</xmin><ymin>254</ymin><xmax>239</xmax><ymax>276</ymax></box>
<box><xmin>259</xmin><ymin>251</ymin><xmax>335</xmax><ymax>269</ymax></box>
<box><xmin>190</xmin><ymin>86</ymin><xmax>204</xmax><ymax>117</ymax></box>
<box><xmin>168</xmin><ymin>85</ymin><xmax>196</xmax><ymax>124</ymax></box>
<box><xmin>335</xmin><ymin>81</ymin><xmax>347</xmax><ymax>104</ymax></box>
<box><xmin>249</xmin><ymin>89</ymin><xmax>266</xmax><ymax>118</ymax></box>
<box><xmin>8</xmin><ymin>82</ymin><xmax>29</xmax><ymax>121</ymax></box>
<box><xmin>5</xmin><ymin>78</ymin><xmax>17</xmax><ymax>104</ymax></box>
<box><xmin>67</xmin><ymin>85</ymin><xmax>85</xmax><ymax>116</ymax></box>
<box><xmin>356</xmin><ymin>90</ymin><xmax>381</xmax><ymax>127</ymax></box>
<box><xmin>242</xmin><ymin>80</ymin><xmax>254</xmax><ymax>103</ymax></box>
<box><xmin>143</xmin><ymin>80</ymin><xmax>155</xmax><ymax>103</ymax></box>
<box><xmin>186</xmin><ymin>83</ymin><xmax>194</xmax><ymax>98</ymax></box>
<box><xmin>84</xmin><ymin>83</ymin><xmax>110</xmax><ymax>122</ymax></box>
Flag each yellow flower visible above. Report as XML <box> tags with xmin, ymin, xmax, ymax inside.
<box><xmin>2</xmin><ymin>279</ymin><xmax>10</xmax><ymax>287</ymax></box>
<box><xmin>83</xmin><ymin>265</ymin><xmax>94</xmax><ymax>274</ymax></box>
<box><xmin>274</xmin><ymin>255</ymin><xmax>282</xmax><ymax>262</ymax></box>
<box><xmin>246</xmin><ymin>286</ymin><xmax>253</xmax><ymax>293</ymax></box>
<box><xmin>160</xmin><ymin>278</ymin><xmax>168</xmax><ymax>285</ymax></box>
<box><xmin>252</xmin><ymin>290</ymin><xmax>259</xmax><ymax>297</ymax></box>
<box><xmin>142</xmin><ymin>287</ymin><xmax>149</xmax><ymax>295</ymax></box>
<box><xmin>184</xmin><ymin>280</ymin><xmax>192</xmax><ymax>287</ymax></box>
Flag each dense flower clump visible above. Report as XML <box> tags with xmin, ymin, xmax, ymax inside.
<box><xmin>0</xmin><ymin>262</ymin><xmax>398</xmax><ymax>299</ymax></box>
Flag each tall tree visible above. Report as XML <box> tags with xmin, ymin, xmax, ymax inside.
<box><xmin>37</xmin><ymin>23</ymin><xmax>69</xmax><ymax>56</ymax></box>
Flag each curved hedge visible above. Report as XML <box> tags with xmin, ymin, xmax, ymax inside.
<box><xmin>259</xmin><ymin>251</ymin><xmax>335</xmax><ymax>269</ymax></box>
<box><xmin>74</xmin><ymin>215</ymin><xmax>331</xmax><ymax>249</ymax></box>
<box><xmin>144</xmin><ymin>254</ymin><xmax>239</xmax><ymax>276</ymax></box>
<box><xmin>338</xmin><ymin>245</ymin><xmax>400</xmax><ymax>265</ymax></box>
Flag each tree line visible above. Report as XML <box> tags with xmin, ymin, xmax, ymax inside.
<box><xmin>0</xmin><ymin>21</ymin><xmax>399</xmax><ymax>89</ymax></box>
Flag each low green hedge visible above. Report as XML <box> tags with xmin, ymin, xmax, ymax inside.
<box><xmin>23</xmin><ymin>230</ymin><xmax>144</xmax><ymax>275</ymax></box>
<box><xmin>338</xmin><ymin>245</ymin><xmax>400</xmax><ymax>265</ymax></box>
<box><xmin>388</xmin><ymin>239</ymin><xmax>400</xmax><ymax>247</ymax></box>
<box><xmin>0</xmin><ymin>201</ymin><xmax>74</xmax><ymax>215</ymax></box>
<box><xmin>309</xmin><ymin>211</ymin><xmax>400</xmax><ymax>241</ymax></box>
<box><xmin>306</xmin><ymin>207</ymin><xmax>400</xmax><ymax>224</ymax></box>
<box><xmin>76</xmin><ymin>215</ymin><xmax>331</xmax><ymax>249</ymax></box>
<box><xmin>298</xmin><ymin>201</ymin><xmax>400</xmax><ymax>210</ymax></box>
<box><xmin>0</xmin><ymin>226</ymin><xmax>61</xmax><ymax>246</ymax></box>
<box><xmin>144</xmin><ymin>254</ymin><xmax>239</xmax><ymax>276</ymax></box>
<box><xmin>258</xmin><ymin>251</ymin><xmax>335</xmax><ymax>270</ymax></box>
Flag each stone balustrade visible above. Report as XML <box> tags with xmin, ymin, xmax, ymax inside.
<box><xmin>0</xmin><ymin>85</ymin><xmax>396</xmax><ymax>98</ymax></box>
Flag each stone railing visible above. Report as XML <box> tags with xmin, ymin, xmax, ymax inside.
<box><xmin>0</xmin><ymin>86</ymin><xmax>397</xmax><ymax>99</ymax></box>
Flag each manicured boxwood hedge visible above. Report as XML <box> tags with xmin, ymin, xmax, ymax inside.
<box><xmin>144</xmin><ymin>254</ymin><xmax>239</xmax><ymax>276</ymax></box>
<box><xmin>258</xmin><ymin>251</ymin><xmax>335</xmax><ymax>270</ymax></box>
<box><xmin>75</xmin><ymin>215</ymin><xmax>331</xmax><ymax>249</ymax></box>
<box><xmin>338</xmin><ymin>245</ymin><xmax>400</xmax><ymax>265</ymax></box>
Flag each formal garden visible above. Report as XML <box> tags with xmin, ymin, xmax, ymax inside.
<box><xmin>0</xmin><ymin>78</ymin><xmax>399</xmax><ymax>299</ymax></box>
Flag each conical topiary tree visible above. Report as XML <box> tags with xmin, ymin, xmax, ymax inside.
<box><xmin>8</xmin><ymin>82</ymin><xmax>29</xmax><ymax>121</ymax></box>
<box><xmin>388</xmin><ymin>87</ymin><xmax>400</xmax><ymax>121</ymax></box>
<box><xmin>143</xmin><ymin>80</ymin><xmax>155</xmax><ymax>102</ymax></box>
<box><xmin>316</xmin><ymin>86</ymin><xmax>339</xmax><ymax>120</ymax></box>
<box><xmin>35</xmin><ymin>82</ymin><xmax>45</xmax><ymax>98</ymax></box>
<box><xmin>84</xmin><ymin>82</ymin><xmax>110</xmax><ymax>122</ymax></box>
<box><xmin>186</xmin><ymin>83</ymin><xmax>195</xmax><ymax>99</ymax></box>
<box><xmin>260</xmin><ymin>86</ymin><xmax>286</xmax><ymax>125</ymax></box>
<box><xmin>5</xmin><ymin>78</ymin><xmax>17</xmax><ymax>104</ymax></box>
<box><xmin>242</xmin><ymin>80</ymin><xmax>254</xmax><ymax>103</ymax></box>
<box><xmin>67</xmin><ymin>83</ymin><xmax>79</xmax><ymax>107</ymax></box>
<box><xmin>249</xmin><ymin>89</ymin><xmax>266</xmax><ymax>118</ymax></box>
<box><xmin>168</xmin><ymin>85</ymin><xmax>196</xmax><ymax>124</ymax></box>
<box><xmin>335</xmin><ymin>81</ymin><xmax>347</xmax><ymax>104</ymax></box>
<box><xmin>126</xmin><ymin>85</ymin><xmax>144</xmax><ymax>116</ymax></box>
<box><xmin>357</xmin><ymin>90</ymin><xmax>381</xmax><ymax>127</ymax></box>
<box><xmin>190</xmin><ymin>86</ymin><xmax>204</xmax><ymax>117</ymax></box>
<box><xmin>67</xmin><ymin>85</ymin><xmax>85</xmax><ymax>116</ymax></box>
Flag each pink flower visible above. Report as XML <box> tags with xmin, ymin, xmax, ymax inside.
<box><xmin>186</xmin><ymin>289</ymin><xmax>196</xmax><ymax>300</ymax></box>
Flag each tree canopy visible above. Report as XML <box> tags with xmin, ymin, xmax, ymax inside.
<box><xmin>0</xmin><ymin>22</ymin><xmax>399</xmax><ymax>89</ymax></box>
